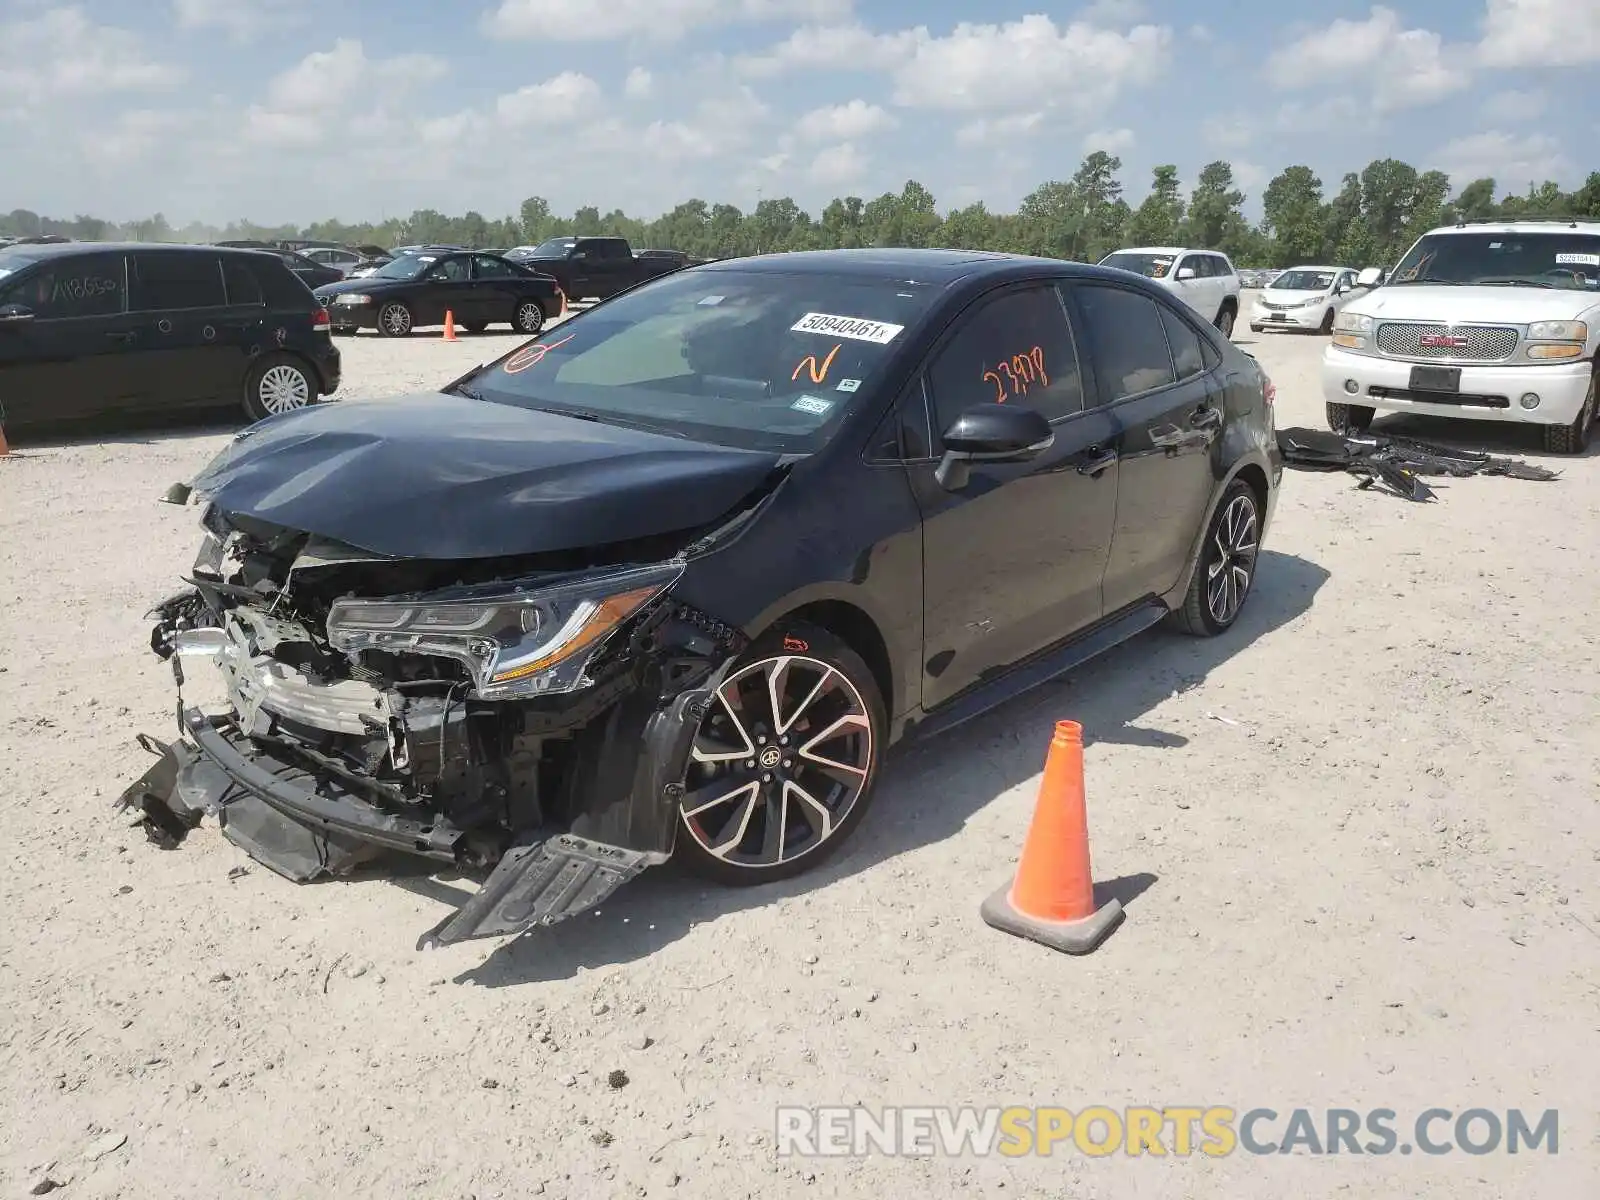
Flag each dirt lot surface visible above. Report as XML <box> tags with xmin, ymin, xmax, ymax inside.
<box><xmin>2</xmin><ymin>306</ymin><xmax>1597</xmax><ymax>1198</ymax></box>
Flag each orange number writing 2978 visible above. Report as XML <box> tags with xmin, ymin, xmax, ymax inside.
<box><xmin>984</xmin><ymin>346</ymin><xmax>1048</xmax><ymax>402</ymax></box>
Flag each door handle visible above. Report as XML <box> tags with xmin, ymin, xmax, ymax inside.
<box><xmin>1076</xmin><ymin>447</ymin><xmax>1118</xmax><ymax>476</ymax></box>
<box><xmin>1190</xmin><ymin>406</ymin><xmax>1221</xmax><ymax>429</ymax></box>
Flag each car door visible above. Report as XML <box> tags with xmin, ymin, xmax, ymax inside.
<box><xmin>1064</xmin><ymin>281</ymin><xmax>1224</xmax><ymax>612</ymax></box>
<box><xmin>0</xmin><ymin>251</ymin><xmax>140</xmax><ymax>424</ymax></box>
<box><xmin>1169</xmin><ymin>253</ymin><xmax>1208</xmax><ymax>316</ymax></box>
<box><xmin>126</xmin><ymin>251</ymin><xmax>240</xmax><ymax>407</ymax></box>
<box><xmin>417</xmin><ymin>254</ymin><xmax>474</xmax><ymax>325</ymax></box>
<box><xmin>908</xmin><ymin>282</ymin><xmax>1119</xmax><ymax>712</ymax></box>
<box><xmin>470</xmin><ymin>255</ymin><xmax>519</xmax><ymax>324</ymax></box>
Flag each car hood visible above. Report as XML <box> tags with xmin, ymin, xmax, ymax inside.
<box><xmin>188</xmin><ymin>391</ymin><xmax>787</xmax><ymax>560</ymax></box>
<box><xmin>1260</xmin><ymin>288</ymin><xmax>1329</xmax><ymax>305</ymax></box>
<box><xmin>1347</xmin><ymin>286</ymin><xmax>1598</xmax><ymax>324</ymax></box>
<box><xmin>313</xmin><ymin>276</ymin><xmax>402</xmax><ymax>298</ymax></box>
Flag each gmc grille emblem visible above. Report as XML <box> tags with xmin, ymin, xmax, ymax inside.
<box><xmin>1420</xmin><ymin>334</ymin><xmax>1468</xmax><ymax>348</ymax></box>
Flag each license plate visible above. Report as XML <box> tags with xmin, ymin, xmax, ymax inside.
<box><xmin>1408</xmin><ymin>365</ymin><xmax>1461</xmax><ymax>393</ymax></box>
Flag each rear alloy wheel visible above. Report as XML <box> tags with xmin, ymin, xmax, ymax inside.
<box><xmin>1175</xmin><ymin>481</ymin><xmax>1260</xmax><ymax>637</ymax></box>
<box><xmin>1215</xmin><ymin>305</ymin><xmax>1236</xmax><ymax>338</ymax></box>
<box><xmin>243</xmin><ymin>356</ymin><xmax>316</xmax><ymax>422</ymax></box>
<box><xmin>514</xmin><ymin>301</ymin><xmax>547</xmax><ymax>334</ymax></box>
<box><xmin>377</xmin><ymin>302</ymin><xmax>413</xmax><ymax>337</ymax></box>
<box><xmin>676</xmin><ymin>625</ymin><xmax>885</xmax><ymax>885</ymax></box>
<box><xmin>1541</xmin><ymin>374</ymin><xmax>1595</xmax><ymax>455</ymax></box>
<box><xmin>1326</xmin><ymin>401</ymin><xmax>1374</xmax><ymax>433</ymax></box>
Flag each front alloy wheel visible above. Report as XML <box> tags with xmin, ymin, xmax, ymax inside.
<box><xmin>377</xmin><ymin>302</ymin><xmax>412</xmax><ymax>337</ymax></box>
<box><xmin>677</xmin><ymin>626</ymin><xmax>884</xmax><ymax>885</ymax></box>
<box><xmin>515</xmin><ymin>301</ymin><xmax>546</xmax><ymax>334</ymax></box>
<box><xmin>1174</xmin><ymin>480</ymin><xmax>1260</xmax><ymax>636</ymax></box>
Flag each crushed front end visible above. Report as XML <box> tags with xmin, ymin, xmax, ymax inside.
<box><xmin>121</xmin><ymin>504</ymin><xmax>747</xmax><ymax>949</ymax></box>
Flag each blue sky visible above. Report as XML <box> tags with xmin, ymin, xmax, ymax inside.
<box><xmin>0</xmin><ymin>0</ymin><xmax>1595</xmax><ymax>226</ymax></box>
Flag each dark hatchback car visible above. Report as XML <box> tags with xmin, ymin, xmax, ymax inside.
<box><xmin>0</xmin><ymin>242</ymin><xmax>341</xmax><ymax>429</ymax></box>
<box><xmin>126</xmin><ymin>249</ymin><xmax>1281</xmax><ymax>951</ymax></box>
<box><xmin>313</xmin><ymin>249</ymin><xmax>565</xmax><ymax>337</ymax></box>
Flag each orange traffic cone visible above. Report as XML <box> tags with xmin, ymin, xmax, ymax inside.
<box><xmin>442</xmin><ymin>310</ymin><xmax>458</xmax><ymax>341</ymax></box>
<box><xmin>0</xmin><ymin>421</ymin><xmax>9</xmax><ymax>457</ymax></box>
<box><xmin>980</xmin><ymin>720</ymin><xmax>1124</xmax><ymax>954</ymax></box>
<box><xmin>557</xmin><ymin>288</ymin><xmax>568</xmax><ymax>318</ymax></box>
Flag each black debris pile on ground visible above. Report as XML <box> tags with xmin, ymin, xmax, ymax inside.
<box><xmin>1276</xmin><ymin>427</ymin><xmax>1561</xmax><ymax>501</ymax></box>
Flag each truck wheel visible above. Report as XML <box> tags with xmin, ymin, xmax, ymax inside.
<box><xmin>1541</xmin><ymin>373</ymin><xmax>1596</xmax><ymax>454</ymax></box>
<box><xmin>1214</xmin><ymin>303</ymin><xmax>1236</xmax><ymax>339</ymax></box>
<box><xmin>1326</xmin><ymin>402</ymin><xmax>1374</xmax><ymax>433</ymax></box>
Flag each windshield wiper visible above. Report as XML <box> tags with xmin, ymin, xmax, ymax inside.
<box><xmin>533</xmin><ymin>406</ymin><xmax>688</xmax><ymax>438</ymax></box>
<box><xmin>1387</xmin><ymin>278</ymin><xmax>1465</xmax><ymax>286</ymax></box>
<box><xmin>447</xmin><ymin>383</ymin><xmax>485</xmax><ymax>399</ymax></box>
<box><xmin>1477</xmin><ymin>278</ymin><xmax>1557</xmax><ymax>288</ymax></box>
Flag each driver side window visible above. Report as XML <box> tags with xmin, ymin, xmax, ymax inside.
<box><xmin>925</xmin><ymin>286</ymin><xmax>1086</xmax><ymax>437</ymax></box>
<box><xmin>434</xmin><ymin>257</ymin><xmax>469</xmax><ymax>282</ymax></box>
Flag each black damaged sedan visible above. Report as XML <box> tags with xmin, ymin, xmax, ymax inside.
<box><xmin>127</xmin><ymin>248</ymin><xmax>1283</xmax><ymax>950</ymax></box>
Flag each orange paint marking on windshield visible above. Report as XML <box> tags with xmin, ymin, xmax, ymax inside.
<box><xmin>984</xmin><ymin>347</ymin><xmax>1048</xmax><ymax>402</ymax></box>
<box><xmin>792</xmin><ymin>342</ymin><xmax>842</xmax><ymax>384</ymax></box>
<box><xmin>503</xmin><ymin>333</ymin><xmax>574</xmax><ymax>374</ymax></box>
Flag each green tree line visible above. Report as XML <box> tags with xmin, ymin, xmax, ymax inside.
<box><xmin>7</xmin><ymin>156</ymin><xmax>1600</xmax><ymax>271</ymax></box>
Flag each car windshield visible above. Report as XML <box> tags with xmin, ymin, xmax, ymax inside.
<box><xmin>370</xmin><ymin>254</ymin><xmax>438</xmax><ymax>281</ymax></box>
<box><xmin>1099</xmin><ymin>252</ymin><xmax>1177</xmax><ymax>280</ymax></box>
<box><xmin>461</xmin><ymin>267</ymin><xmax>943</xmax><ymax>453</ymax></box>
<box><xmin>532</xmin><ymin>238</ymin><xmax>577</xmax><ymax>256</ymax></box>
<box><xmin>1388</xmin><ymin>232</ymin><xmax>1600</xmax><ymax>290</ymax></box>
<box><xmin>1271</xmin><ymin>269</ymin><xmax>1336</xmax><ymax>291</ymax></box>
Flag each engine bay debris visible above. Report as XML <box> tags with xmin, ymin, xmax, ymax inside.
<box><xmin>1276</xmin><ymin>427</ymin><xmax>1560</xmax><ymax>501</ymax></box>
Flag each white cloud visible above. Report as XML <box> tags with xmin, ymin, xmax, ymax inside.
<box><xmin>623</xmin><ymin>67</ymin><xmax>653</xmax><ymax>98</ymax></box>
<box><xmin>1233</xmin><ymin>161</ymin><xmax>1266</xmax><ymax>190</ymax></box>
<box><xmin>1189</xmin><ymin>24</ymin><xmax>1213</xmax><ymax>43</ymax></box>
<box><xmin>0</xmin><ymin>7</ymin><xmax>179</xmax><ymax>102</ymax></box>
<box><xmin>793</xmin><ymin>99</ymin><xmax>896</xmax><ymax>142</ymax></box>
<box><xmin>484</xmin><ymin>0</ymin><xmax>851</xmax><ymax>42</ymax></box>
<box><xmin>1478</xmin><ymin>0</ymin><xmax>1600</xmax><ymax>67</ymax></box>
<box><xmin>1201</xmin><ymin>114</ymin><xmax>1254</xmax><ymax>151</ymax></box>
<box><xmin>1428</xmin><ymin>131</ymin><xmax>1572</xmax><ymax>186</ymax></box>
<box><xmin>1083</xmin><ymin>127</ymin><xmax>1135</xmax><ymax>154</ymax></box>
<box><xmin>733</xmin><ymin>22</ymin><xmax>919</xmax><ymax>76</ymax></box>
<box><xmin>172</xmin><ymin>0</ymin><xmax>311</xmax><ymax>37</ymax></box>
<box><xmin>1266</xmin><ymin>6</ymin><xmax>1469</xmax><ymax>111</ymax></box>
<box><xmin>954</xmin><ymin>111</ymin><xmax>1045</xmax><ymax>148</ymax></box>
<box><xmin>1480</xmin><ymin>88</ymin><xmax>1547</xmax><ymax>122</ymax></box>
<box><xmin>238</xmin><ymin>40</ymin><xmax>449</xmax><ymax>148</ymax></box>
<box><xmin>496</xmin><ymin>72</ymin><xmax>603</xmax><ymax>124</ymax></box>
<box><xmin>807</xmin><ymin>141</ymin><xmax>869</xmax><ymax>187</ymax></box>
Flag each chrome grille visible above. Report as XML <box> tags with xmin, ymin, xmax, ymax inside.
<box><xmin>1375</xmin><ymin>322</ymin><xmax>1518</xmax><ymax>361</ymax></box>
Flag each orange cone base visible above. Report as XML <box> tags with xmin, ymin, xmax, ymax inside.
<box><xmin>980</xmin><ymin>884</ymin><xmax>1124</xmax><ymax>955</ymax></box>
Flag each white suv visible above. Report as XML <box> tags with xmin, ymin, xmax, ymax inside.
<box><xmin>1097</xmin><ymin>247</ymin><xmax>1243</xmax><ymax>337</ymax></box>
<box><xmin>1249</xmin><ymin>265</ymin><xmax>1364</xmax><ymax>334</ymax></box>
<box><xmin>1322</xmin><ymin>220</ymin><xmax>1600</xmax><ymax>453</ymax></box>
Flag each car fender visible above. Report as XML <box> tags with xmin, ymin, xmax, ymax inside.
<box><xmin>1161</xmin><ymin>447</ymin><xmax>1279</xmax><ymax>614</ymax></box>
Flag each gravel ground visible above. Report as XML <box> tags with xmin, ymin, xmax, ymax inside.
<box><xmin>2</xmin><ymin>303</ymin><xmax>1597</xmax><ymax>1198</ymax></box>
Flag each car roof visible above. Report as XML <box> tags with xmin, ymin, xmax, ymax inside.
<box><xmin>696</xmin><ymin>247</ymin><xmax>1081</xmax><ymax>284</ymax></box>
<box><xmin>1276</xmin><ymin>264</ymin><xmax>1344</xmax><ymax>273</ymax></box>
<box><xmin>0</xmin><ymin>240</ymin><xmax>289</xmax><ymax>261</ymax></box>
<box><xmin>1108</xmin><ymin>246</ymin><xmax>1188</xmax><ymax>256</ymax></box>
<box><xmin>1424</xmin><ymin>220</ymin><xmax>1600</xmax><ymax>236</ymax></box>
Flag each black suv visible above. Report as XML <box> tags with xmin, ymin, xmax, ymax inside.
<box><xmin>0</xmin><ymin>242</ymin><xmax>341</xmax><ymax>430</ymax></box>
<box><xmin>128</xmin><ymin>249</ymin><xmax>1281</xmax><ymax>951</ymax></box>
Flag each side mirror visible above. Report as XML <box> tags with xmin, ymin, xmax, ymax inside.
<box><xmin>934</xmin><ymin>403</ymin><xmax>1054</xmax><ymax>490</ymax></box>
<box><xmin>1176</xmin><ymin>266</ymin><xmax>1196</xmax><ymax>280</ymax></box>
<box><xmin>1356</xmin><ymin>267</ymin><xmax>1382</xmax><ymax>287</ymax></box>
<box><xmin>0</xmin><ymin>303</ymin><xmax>35</xmax><ymax>324</ymax></box>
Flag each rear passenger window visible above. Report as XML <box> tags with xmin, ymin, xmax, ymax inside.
<box><xmin>7</xmin><ymin>254</ymin><xmax>126</xmax><ymax>319</ymax></box>
<box><xmin>926</xmin><ymin>286</ymin><xmax>1086</xmax><ymax>431</ymax></box>
<box><xmin>1159</xmin><ymin>305</ymin><xmax>1207</xmax><ymax>380</ymax></box>
<box><xmin>222</xmin><ymin>260</ymin><xmax>264</xmax><ymax>306</ymax></box>
<box><xmin>130</xmin><ymin>253</ymin><xmax>226</xmax><ymax>311</ymax></box>
<box><xmin>474</xmin><ymin>255</ymin><xmax>513</xmax><ymax>279</ymax></box>
<box><xmin>1071</xmin><ymin>284</ymin><xmax>1176</xmax><ymax>402</ymax></box>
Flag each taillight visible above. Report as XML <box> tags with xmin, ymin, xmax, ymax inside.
<box><xmin>313</xmin><ymin>307</ymin><xmax>330</xmax><ymax>331</ymax></box>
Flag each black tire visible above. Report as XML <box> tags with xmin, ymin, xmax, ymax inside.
<box><xmin>1326</xmin><ymin>401</ymin><xmax>1374</xmax><ymax>433</ymax></box>
<box><xmin>1215</xmin><ymin>303</ymin><xmax>1236</xmax><ymax>339</ymax></box>
<box><xmin>514</xmin><ymin>299</ymin><xmax>547</xmax><ymax>335</ymax></box>
<box><xmin>376</xmin><ymin>301</ymin><xmax>413</xmax><ymax>338</ymax></box>
<box><xmin>1317</xmin><ymin>307</ymin><xmax>1335</xmax><ymax>334</ymax></box>
<box><xmin>674</xmin><ymin>622</ymin><xmax>887</xmax><ymax>886</ymax></box>
<box><xmin>461</xmin><ymin>321</ymin><xmax>488</xmax><ymax>334</ymax></box>
<box><xmin>1541</xmin><ymin>373</ymin><xmax>1596</xmax><ymax>454</ymax></box>
<box><xmin>1174</xmin><ymin>480</ymin><xmax>1261</xmax><ymax>637</ymax></box>
<box><xmin>1249</xmin><ymin>324</ymin><xmax>1263</xmax><ymax>334</ymax></box>
<box><xmin>242</xmin><ymin>354</ymin><xmax>317</xmax><ymax>422</ymax></box>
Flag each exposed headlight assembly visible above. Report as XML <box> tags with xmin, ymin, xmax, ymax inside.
<box><xmin>325</xmin><ymin>562</ymin><xmax>682</xmax><ymax>699</ymax></box>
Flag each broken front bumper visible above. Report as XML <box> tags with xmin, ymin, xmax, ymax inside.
<box><xmin>119</xmin><ymin>661</ymin><xmax>731</xmax><ymax>950</ymax></box>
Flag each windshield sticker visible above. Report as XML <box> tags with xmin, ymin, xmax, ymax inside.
<box><xmin>792</xmin><ymin>342</ymin><xmax>841</xmax><ymax>384</ymax></box>
<box><xmin>697</xmin><ymin>295</ymin><xmax>724</xmax><ymax>305</ymax></box>
<box><xmin>1555</xmin><ymin>252</ymin><xmax>1600</xmax><ymax>266</ymax></box>
<box><xmin>791</xmin><ymin>312</ymin><xmax>904</xmax><ymax>344</ymax></box>
<box><xmin>1150</xmin><ymin>262</ymin><xmax>1171</xmax><ymax>278</ymax></box>
<box><xmin>836</xmin><ymin>378</ymin><xmax>861</xmax><ymax>393</ymax></box>
<box><xmin>502</xmin><ymin>332</ymin><xmax>574</xmax><ymax>374</ymax></box>
<box><xmin>791</xmin><ymin>394</ymin><xmax>835</xmax><ymax>415</ymax></box>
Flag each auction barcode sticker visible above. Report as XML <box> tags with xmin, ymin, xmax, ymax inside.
<box><xmin>1554</xmin><ymin>252</ymin><xmax>1600</xmax><ymax>265</ymax></box>
<box><xmin>791</xmin><ymin>312</ymin><xmax>905</xmax><ymax>344</ymax></box>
